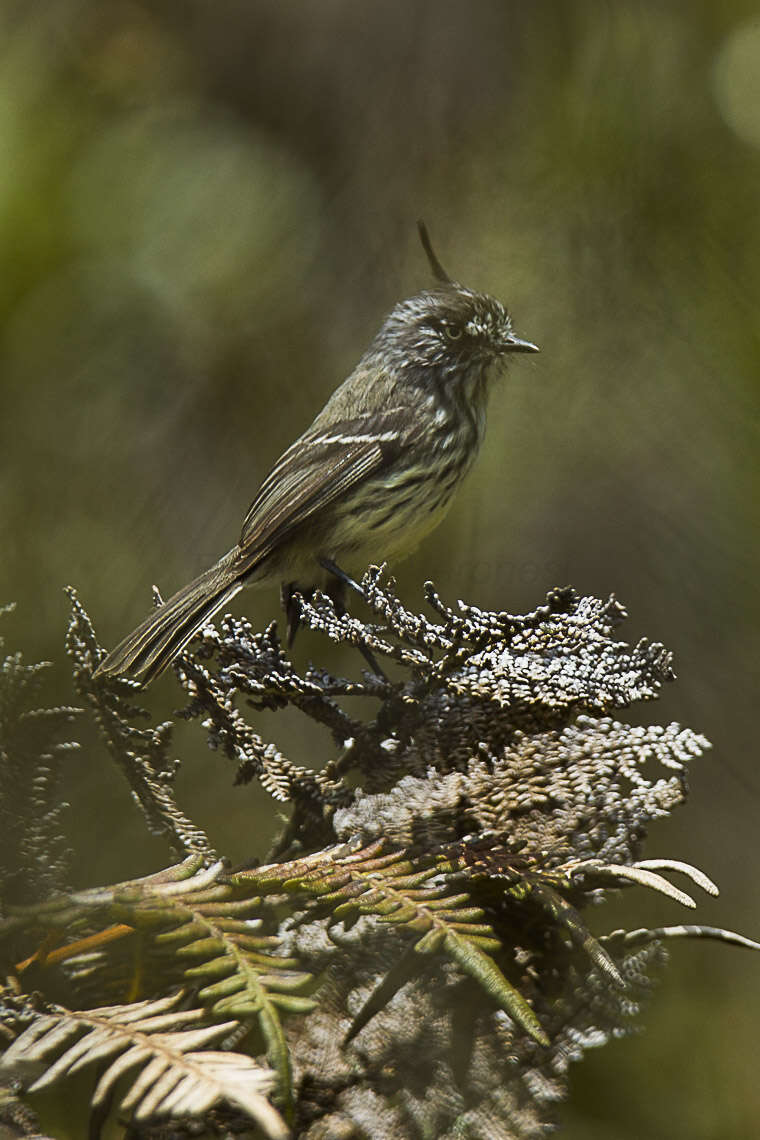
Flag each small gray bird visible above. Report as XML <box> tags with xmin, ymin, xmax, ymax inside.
<box><xmin>95</xmin><ymin>224</ymin><xmax>538</xmax><ymax>683</ymax></box>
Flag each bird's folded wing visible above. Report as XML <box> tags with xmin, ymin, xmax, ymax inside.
<box><xmin>237</xmin><ymin>410</ymin><xmax>406</xmax><ymax>562</ymax></box>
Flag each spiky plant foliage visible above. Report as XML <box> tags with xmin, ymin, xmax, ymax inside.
<box><xmin>0</xmin><ymin>992</ymin><xmax>286</xmax><ymax>1138</ymax></box>
<box><xmin>0</xmin><ymin>605</ymin><xmax>79</xmax><ymax>908</ymax></box>
<box><xmin>0</xmin><ymin>571</ymin><xmax>757</xmax><ymax>1139</ymax></box>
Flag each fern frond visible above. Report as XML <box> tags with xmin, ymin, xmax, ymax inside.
<box><xmin>2</xmin><ymin>858</ymin><xmax>314</xmax><ymax>1117</ymax></box>
<box><xmin>108</xmin><ymin>869</ymin><xmax>314</xmax><ymax>1116</ymax></box>
<box><xmin>149</xmin><ymin>898</ymin><xmax>313</xmax><ymax>1117</ymax></box>
<box><xmin>0</xmin><ymin>854</ymin><xmax>209</xmax><ymax>940</ymax></box>
<box><xmin>0</xmin><ymin>992</ymin><xmax>287</xmax><ymax>1138</ymax></box>
<box><xmin>606</xmin><ymin>925</ymin><xmax>760</xmax><ymax>952</ymax></box>
<box><xmin>65</xmin><ymin>588</ymin><xmax>214</xmax><ymax>860</ymax></box>
<box><xmin>246</xmin><ymin>842</ymin><xmax>549</xmax><ymax>1046</ymax></box>
<box><xmin>0</xmin><ymin>610</ymin><xmax>80</xmax><ymax>907</ymax></box>
<box><xmin>437</xmin><ymin>839</ymin><xmax>725</xmax><ymax>991</ymax></box>
<box><xmin>562</xmin><ymin>855</ymin><xmax>722</xmax><ymax>909</ymax></box>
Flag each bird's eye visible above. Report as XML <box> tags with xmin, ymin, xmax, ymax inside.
<box><xmin>444</xmin><ymin>324</ymin><xmax>462</xmax><ymax>341</ymax></box>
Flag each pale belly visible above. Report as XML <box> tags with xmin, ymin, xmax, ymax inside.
<box><xmin>322</xmin><ymin>455</ymin><xmax>471</xmax><ymax>571</ymax></box>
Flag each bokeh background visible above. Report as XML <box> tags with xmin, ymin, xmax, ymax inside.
<box><xmin>1</xmin><ymin>1</ymin><xmax>759</xmax><ymax>1136</ymax></box>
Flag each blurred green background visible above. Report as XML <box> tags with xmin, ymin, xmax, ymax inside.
<box><xmin>1</xmin><ymin>0</ymin><xmax>759</xmax><ymax>1136</ymax></box>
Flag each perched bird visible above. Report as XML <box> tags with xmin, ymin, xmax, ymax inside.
<box><xmin>95</xmin><ymin>223</ymin><xmax>538</xmax><ymax>684</ymax></box>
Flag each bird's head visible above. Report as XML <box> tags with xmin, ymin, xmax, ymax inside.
<box><xmin>372</xmin><ymin>222</ymin><xmax>539</xmax><ymax>380</ymax></box>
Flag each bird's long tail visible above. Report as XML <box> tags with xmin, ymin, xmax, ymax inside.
<box><xmin>94</xmin><ymin>552</ymin><xmax>244</xmax><ymax>685</ymax></box>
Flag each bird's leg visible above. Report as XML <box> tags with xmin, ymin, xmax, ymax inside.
<box><xmin>281</xmin><ymin>575</ymin><xmax>350</xmax><ymax>647</ymax></box>
<box><xmin>322</xmin><ymin>572</ymin><xmax>347</xmax><ymax>616</ymax></box>
<box><xmin>318</xmin><ymin>557</ymin><xmax>365</xmax><ymax>598</ymax></box>
<box><xmin>318</xmin><ymin>558</ymin><xmax>388</xmax><ymax>681</ymax></box>
<box><xmin>281</xmin><ymin>581</ymin><xmax>305</xmax><ymax>648</ymax></box>
<box><xmin>281</xmin><ymin>568</ymin><xmax>387</xmax><ymax>682</ymax></box>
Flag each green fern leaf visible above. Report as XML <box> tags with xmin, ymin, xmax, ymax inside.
<box><xmin>246</xmin><ymin>842</ymin><xmax>549</xmax><ymax>1046</ymax></box>
<box><xmin>2</xmin><ymin>858</ymin><xmax>315</xmax><ymax>1119</ymax></box>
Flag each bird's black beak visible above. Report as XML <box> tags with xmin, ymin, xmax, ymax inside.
<box><xmin>503</xmin><ymin>333</ymin><xmax>540</xmax><ymax>354</ymax></box>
